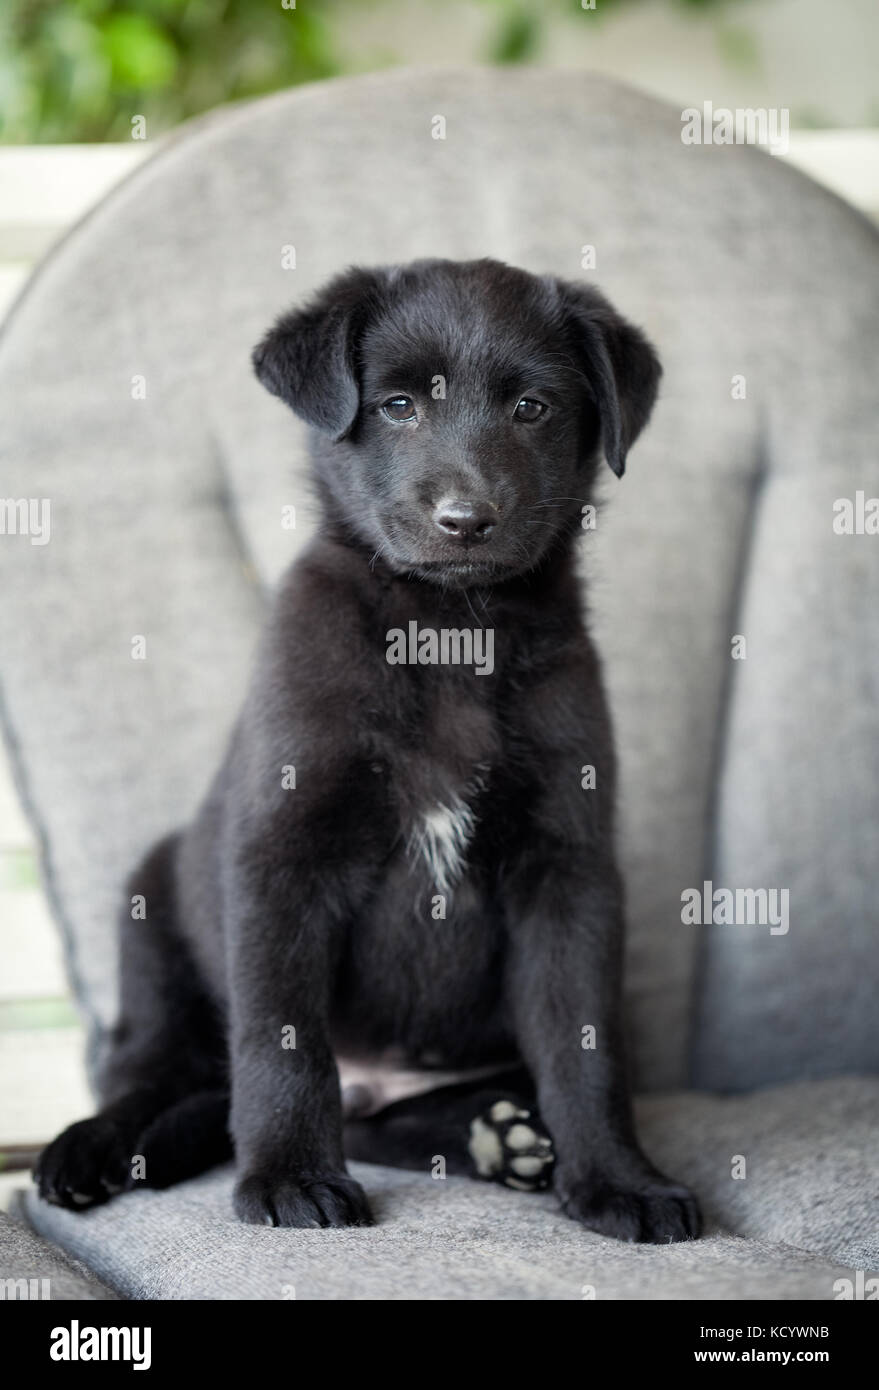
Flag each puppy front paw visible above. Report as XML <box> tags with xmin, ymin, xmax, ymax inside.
<box><xmin>233</xmin><ymin>1169</ymin><xmax>374</xmax><ymax>1228</ymax></box>
<box><xmin>557</xmin><ymin>1172</ymin><xmax>702</xmax><ymax>1244</ymax></box>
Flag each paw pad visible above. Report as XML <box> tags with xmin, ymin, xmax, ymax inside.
<box><xmin>468</xmin><ymin>1100</ymin><xmax>554</xmax><ymax>1191</ymax></box>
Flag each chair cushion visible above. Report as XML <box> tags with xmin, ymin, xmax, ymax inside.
<box><xmin>0</xmin><ymin>1209</ymin><xmax>119</xmax><ymax>1300</ymax></box>
<box><xmin>21</xmin><ymin>1077</ymin><xmax>877</xmax><ymax>1300</ymax></box>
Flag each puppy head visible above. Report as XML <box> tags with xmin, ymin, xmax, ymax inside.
<box><xmin>253</xmin><ymin>258</ymin><xmax>660</xmax><ymax>586</ymax></box>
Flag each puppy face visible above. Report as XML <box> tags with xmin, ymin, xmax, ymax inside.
<box><xmin>254</xmin><ymin>258</ymin><xmax>660</xmax><ymax>587</ymax></box>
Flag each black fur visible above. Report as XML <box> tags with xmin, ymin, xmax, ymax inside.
<box><xmin>37</xmin><ymin>258</ymin><xmax>700</xmax><ymax>1242</ymax></box>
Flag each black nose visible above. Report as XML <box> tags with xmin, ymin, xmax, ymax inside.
<box><xmin>433</xmin><ymin>500</ymin><xmax>498</xmax><ymax>544</ymax></box>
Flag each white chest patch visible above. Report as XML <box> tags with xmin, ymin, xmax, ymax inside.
<box><xmin>410</xmin><ymin>795</ymin><xmax>476</xmax><ymax>896</ymax></box>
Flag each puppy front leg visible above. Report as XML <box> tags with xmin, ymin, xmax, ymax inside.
<box><xmin>504</xmin><ymin>856</ymin><xmax>701</xmax><ymax>1243</ymax></box>
<box><xmin>225</xmin><ymin>862</ymin><xmax>372</xmax><ymax>1228</ymax></box>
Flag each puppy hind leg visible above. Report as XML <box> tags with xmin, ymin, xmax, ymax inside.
<box><xmin>36</xmin><ymin>833</ymin><xmax>226</xmax><ymax>1210</ymax></box>
<box><xmin>343</xmin><ymin>1071</ymin><xmax>555</xmax><ymax>1191</ymax></box>
<box><xmin>133</xmin><ymin>1089</ymin><xmax>232</xmax><ymax>1189</ymax></box>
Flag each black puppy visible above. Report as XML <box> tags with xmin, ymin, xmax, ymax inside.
<box><xmin>37</xmin><ymin>259</ymin><xmax>701</xmax><ymax>1243</ymax></box>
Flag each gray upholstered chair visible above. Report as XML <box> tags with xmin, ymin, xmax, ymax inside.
<box><xmin>1</xmin><ymin>68</ymin><xmax>877</xmax><ymax>1299</ymax></box>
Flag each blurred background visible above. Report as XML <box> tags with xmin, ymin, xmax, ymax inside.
<box><xmin>1</xmin><ymin>0</ymin><xmax>877</xmax><ymax>1200</ymax></box>
<box><xmin>2</xmin><ymin>0</ymin><xmax>879</xmax><ymax>143</ymax></box>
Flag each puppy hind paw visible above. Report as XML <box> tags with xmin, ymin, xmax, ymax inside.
<box><xmin>34</xmin><ymin>1117</ymin><xmax>132</xmax><ymax>1211</ymax></box>
<box><xmin>468</xmin><ymin>1100</ymin><xmax>555</xmax><ymax>1191</ymax></box>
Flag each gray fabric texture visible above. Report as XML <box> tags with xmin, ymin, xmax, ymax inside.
<box><xmin>638</xmin><ymin>1077</ymin><xmax>879</xmax><ymax>1272</ymax></box>
<box><xmin>21</xmin><ymin>1079</ymin><xmax>877</xmax><ymax>1300</ymax></box>
<box><xmin>0</xmin><ymin>1209</ymin><xmax>119</xmax><ymax>1300</ymax></box>
<box><xmin>0</xmin><ymin>68</ymin><xmax>877</xmax><ymax>1094</ymax></box>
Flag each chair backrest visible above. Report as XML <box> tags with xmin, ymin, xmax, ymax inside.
<box><xmin>1</xmin><ymin>68</ymin><xmax>877</xmax><ymax>1094</ymax></box>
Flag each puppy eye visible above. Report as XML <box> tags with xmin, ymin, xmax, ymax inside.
<box><xmin>514</xmin><ymin>398</ymin><xmax>547</xmax><ymax>423</ymax></box>
<box><xmin>381</xmin><ymin>396</ymin><xmax>417</xmax><ymax>423</ymax></box>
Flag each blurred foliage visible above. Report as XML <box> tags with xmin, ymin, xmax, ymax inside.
<box><xmin>0</xmin><ymin>847</ymin><xmax>38</xmax><ymax>891</ymax></box>
<box><xmin>0</xmin><ymin>0</ymin><xmax>739</xmax><ymax>144</ymax></box>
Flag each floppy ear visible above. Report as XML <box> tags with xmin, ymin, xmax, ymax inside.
<box><xmin>252</xmin><ymin>266</ymin><xmax>388</xmax><ymax>439</ymax></box>
<box><xmin>553</xmin><ymin>280</ymin><xmax>662</xmax><ymax>478</ymax></box>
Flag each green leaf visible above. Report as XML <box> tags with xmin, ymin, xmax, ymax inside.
<box><xmin>100</xmin><ymin>13</ymin><xmax>179</xmax><ymax>91</ymax></box>
<box><xmin>490</xmin><ymin>9</ymin><xmax>540</xmax><ymax>65</ymax></box>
